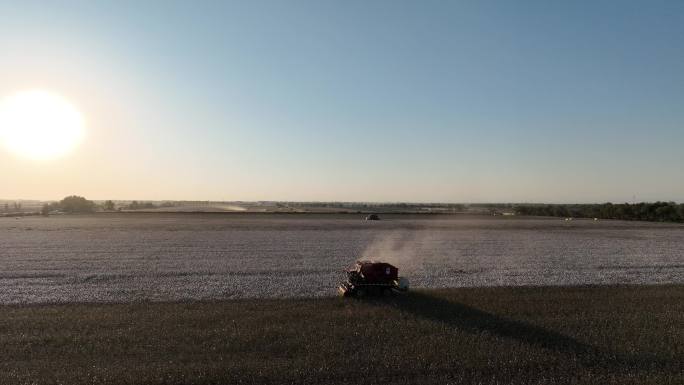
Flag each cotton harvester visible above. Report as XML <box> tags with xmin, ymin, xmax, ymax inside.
<box><xmin>338</xmin><ymin>260</ymin><xmax>409</xmax><ymax>297</ymax></box>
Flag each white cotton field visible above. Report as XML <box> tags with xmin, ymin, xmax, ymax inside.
<box><xmin>1</xmin><ymin>213</ymin><xmax>683</xmax><ymax>304</ymax></box>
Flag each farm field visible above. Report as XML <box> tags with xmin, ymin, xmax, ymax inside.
<box><xmin>1</xmin><ymin>285</ymin><xmax>682</xmax><ymax>385</ymax></box>
<box><xmin>1</xmin><ymin>213</ymin><xmax>683</xmax><ymax>304</ymax></box>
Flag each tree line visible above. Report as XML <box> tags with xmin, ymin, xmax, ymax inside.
<box><xmin>42</xmin><ymin>196</ymin><xmax>96</xmax><ymax>214</ymax></box>
<box><xmin>515</xmin><ymin>202</ymin><xmax>684</xmax><ymax>223</ymax></box>
<box><xmin>41</xmin><ymin>197</ymin><xmax>172</xmax><ymax>214</ymax></box>
<box><xmin>21</xmin><ymin>197</ymin><xmax>684</xmax><ymax>223</ymax></box>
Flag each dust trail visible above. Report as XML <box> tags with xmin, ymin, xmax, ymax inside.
<box><xmin>360</xmin><ymin>230</ymin><xmax>437</xmax><ymax>275</ymax></box>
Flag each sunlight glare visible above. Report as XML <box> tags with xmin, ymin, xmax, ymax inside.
<box><xmin>0</xmin><ymin>90</ymin><xmax>85</xmax><ymax>160</ymax></box>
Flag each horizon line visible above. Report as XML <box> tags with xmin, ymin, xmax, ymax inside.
<box><xmin>1</xmin><ymin>198</ymin><xmax>681</xmax><ymax>205</ymax></box>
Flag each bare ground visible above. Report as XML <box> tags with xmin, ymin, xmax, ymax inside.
<box><xmin>1</xmin><ymin>285</ymin><xmax>682</xmax><ymax>385</ymax></box>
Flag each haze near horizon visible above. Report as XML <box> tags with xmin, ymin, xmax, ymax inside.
<box><xmin>1</xmin><ymin>1</ymin><xmax>683</xmax><ymax>203</ymax></box>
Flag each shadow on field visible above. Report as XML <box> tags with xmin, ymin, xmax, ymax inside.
<box><xmin>372</xmin><ymin>291</ymin><xmax>676</xmax><ymax>373</ymax></box>
<box><xmin>377</xmin><ymin>291</ymin><xmax>595</xmax><ymax>356</ymax></box>
<box><xmin>365</xmin><ymin>291</ymin><xmax>677</xmax><ymax>377</ymax></box>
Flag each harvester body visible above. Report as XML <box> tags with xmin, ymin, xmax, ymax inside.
<box><xmin>338</xmin><ymin>260</ymin><xmax>409</xmax><ymax>297</ymax></box>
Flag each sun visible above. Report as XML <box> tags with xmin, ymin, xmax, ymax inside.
<box><xmin>0</xmin><ymin>90</ymin><xmax>85</xmax><ymax>160</ymax></box>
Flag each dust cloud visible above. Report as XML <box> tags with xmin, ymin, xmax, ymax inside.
<box><xmin>360</xmin><ymin>231</ymin><xmax>442</xmax><ymax>275</ymax></box>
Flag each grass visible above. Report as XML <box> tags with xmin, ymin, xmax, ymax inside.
<box><xmin>1</xmin><ymin>285</ymin><xmax>682</xmax><ymax>385</ymax></box>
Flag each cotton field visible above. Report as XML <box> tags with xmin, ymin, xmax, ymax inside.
<box><xmin>1</xmin><ymin>213</ymin><xmax>682</xmax><ymax>304</ymax></box>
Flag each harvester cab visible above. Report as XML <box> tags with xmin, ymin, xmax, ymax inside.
<box><xmin>338</xmin><ymin>260</ymin><xmax>409</xmax><ymax>297</ymax></box>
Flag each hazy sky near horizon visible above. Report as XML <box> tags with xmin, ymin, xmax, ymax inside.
<box><xmin>1</xmin><ymin>1</ymin><xmax>683</xmax><ymax>203</ymax></box>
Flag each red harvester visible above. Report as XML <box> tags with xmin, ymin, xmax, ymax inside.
<box><xmin>338</xmin><ymin>260</ymin><xmax>409</xmax><ymax>297</ymax></box>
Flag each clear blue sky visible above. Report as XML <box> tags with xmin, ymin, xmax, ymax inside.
<box><xmin>1</xmin><ymin>1</ymin><xmax>683</xmax><ymax>202</ymax></box>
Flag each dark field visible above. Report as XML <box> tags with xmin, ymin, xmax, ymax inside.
<box><xmin>1</xmin><ymin>213</ymin><xmax>683</xmax><ymax>304</ymax></box>
<box><xmin>1</xmin><ymin>285</ymin><xmax>682</xmax><ymax>385</ymax></box>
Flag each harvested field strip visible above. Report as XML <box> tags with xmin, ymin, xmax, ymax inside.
<box><xmin>1</xmin><ymin>285</ymin><xmax>682</xmax><ymax>385</ymax></box>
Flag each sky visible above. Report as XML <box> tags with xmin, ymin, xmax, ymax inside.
<box><xmin>0</xmin><ymin>0</ymin><xmax>683</xmax><ymax>203</ymax></box>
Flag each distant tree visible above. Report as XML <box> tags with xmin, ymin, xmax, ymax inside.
<box><xmin>126</xmin><ymin>200</ymin><xmax>156</xmax><ymax>210</ymax></box>
<box><xmin>59</xmin><ymin>196</ymin><xmax>95</xmax><ymax>213</ymax></box>
<box><xmin>3</xmin><ymin>203</ymin><xmax>7</xmax><ymax>212</ymax></box>
<box><xmin>553</xmin><ymin>205</ymin><xmax>569</xmax><ymax>217</ymax></box>
<box><xmin>41</xmin><ymin>204</ymin><xmax>50</xmax><ymax>216</ymax></box>
<box><xmin>103</xmin><ymin>200</ymin><xmax>115</xmax><ymax>211</ymax></box>
<box><xmin>655</xmin><ymin>202</ymin><xmax>678</xmax><ymax>222</ymax></box>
